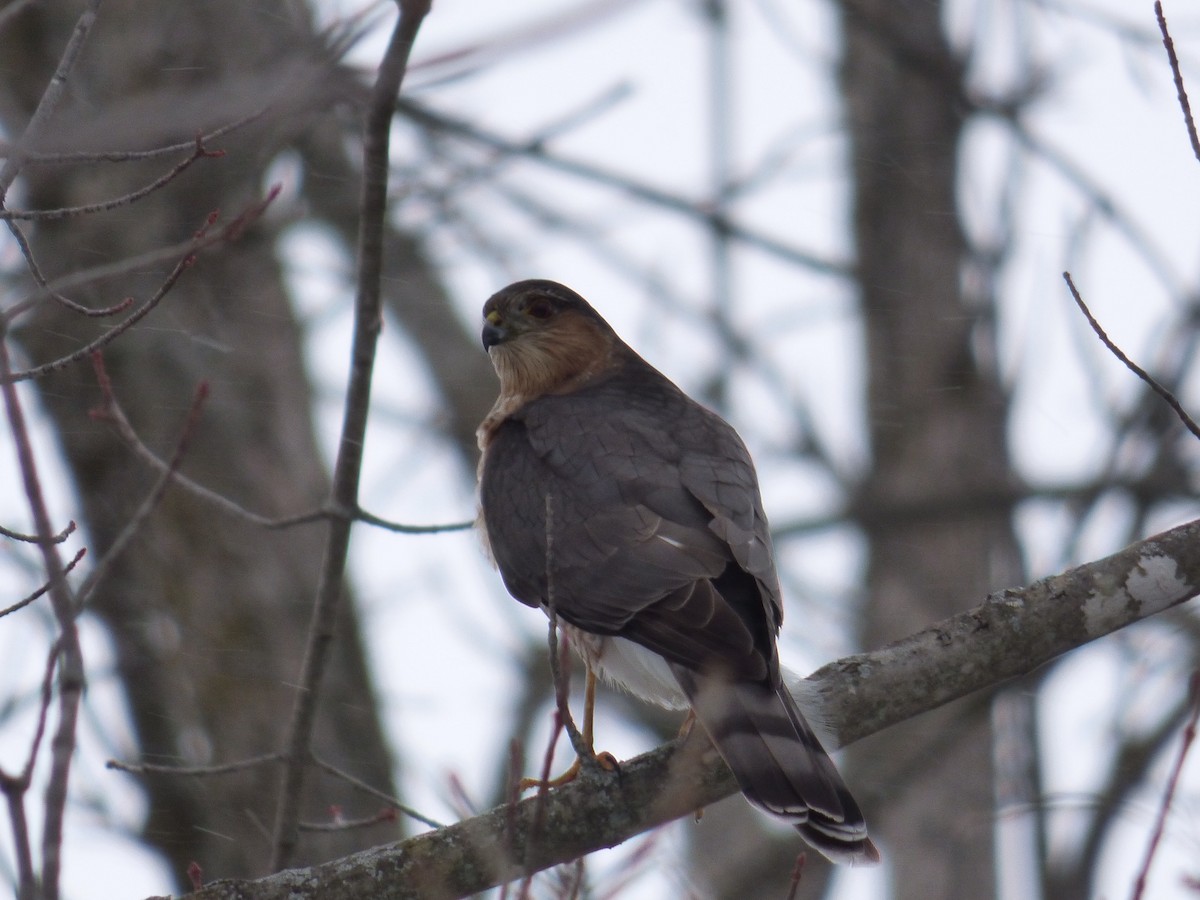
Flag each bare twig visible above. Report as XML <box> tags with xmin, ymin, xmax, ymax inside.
<box><xmin>298</xmin><ymin>807</ymin><xmax>399</xmax><ymax>832</ymax></box>
<box><xmin>1131</xmin><ymin>670</ymin><xmax>1200</xmax><ymax>900</ymax></box>
<box><xmin>89</xmin><ymin>362</ymin><xmax>470</xmax><ymax>534</ymax></box>
<box><xmin>107</xmin><ymin>752</ymin><xmax>283</xmax><ymax>777</ymax></box>
<box><xmin>352</xmin><ymin>506</ymin><xmax>473</xmax><ymax>534</ymax></box>
<box><xmin>21</xmin><ymin>642</ymin><xmax>64</xmax><ymax>789</ymax></box>
<box><xmin>88</xmin><ymin>365</ymin><xmax>327</xmax><ymax>528</ymax></box>
<box><xmin>394</xmin><ymin>96</ymin><xmax>852</xmax><ymax>279</ymax></box>
<box><xmin>0</xmin><ymin>135</ymin><xmax>224</xmax><ymax>221</ymax></box>
<box><xmin>5</xmin><ymin>218</ymin><xmax>136</xmax><ymax>318</ymax></box>
<box><xmin>0</xmin><ymin>777</ymin><xmax>35</xmax><ymax>900</ymax></box>
<box><xmin>520</xmin><ymin>615</ymin><xmax>566</xmax><ymax>899</ymax></box>
<box><xmin>75</xmin><ymin>355</ymin><xmax>210</xmax><ymax>608</ymax></box>
<box><xmin>312</xmin><ymin>756</ymin><xmax>444</xmax><ymax>829</ymax></box>
<box><xmin>270</xmin><ymin>0</ymin><xmax>432</xmax><ymax>871</ymax></box>
<box><xmin>784</xmin><ymin>852</ymin><xmax>807</xmax><ymax>900</ymax></box>
<box><xmin>0</xmin><ymin>7</ymin><xmax>103</xmax><ymax>897</ymax></box>
<box><xmin>408</xmin><ymin>0</ymin><xmax>640</xmax><ymax>87</ymax></box>
<box><xmin>0</xmin><ymin>322</ymin><xmax>84</xmax><ymax>900</ymax></box>
<box><xmin>561</xmin><ymin>858</ymin><xmax>585</xmax><ymax>900</ymax></box>
<box><xmin>0</xmin><ymin>547</ymin><xmax>86</xmax><ymax>620</ymax></box>
<box><xmin>1012</xmin><ymin>124</ymin><xmax>1183</xmax><ymax>296</ymax></box>
<box><xmin>1155</xmin><ymin>2</ymin><xmax>1200</xmax><ymax>163</ymax></box>
<box><xmin>0</xmin><ymin>519</ymin><xmax>75</xmax><ymax>544</ymax></box>
<box><xmin>4</xmin><ymin>253</ymin><xmax>191</xmax><ymax>381</ymax></box>
<box><xmin>0</xmin><ymin>640</ymin><xmax>60</xmax><ymax>900</ymax></box>
<box><xmin>1</xmin><ymin>228</ymin><xmax>216</xmax><ymax>326</ymax></box>
<box><xmin>1</xmin><ymin>189</ymin><xmax>280</xmax><ymax>380</ymax></box>
<box><xmin>0</xmin><ymin>105</ymin><xmax>266</xmax><ymax>165</ymax></box>
<box><xmin>1063</xmin><ymin>272</ymin><xmax>1200</xmax><ymax>440</ymax></box>
<box><xmin>542</xmin><ymin>494</ymin><xmax>588</xmax><ymax>762</ymax></box>
<box><xmin>0</xmin><ymin>0</ymin><xmax>102</xmax><ymax>199</ymax></box>
<box><xmin>499</xmin><ymin>740</ymin><xmax>523</xmax><ymax>900</ymax></box>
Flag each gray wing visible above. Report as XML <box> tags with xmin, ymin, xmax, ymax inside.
<box><xmin>480</xmin><ymin>358</ymin><xmax>880</xmax><ymax>866</ymax></box>
<box><xmin>480</xmin><ymin>361</ymin><xmax>782</xmax><ymax>683</ymax></box>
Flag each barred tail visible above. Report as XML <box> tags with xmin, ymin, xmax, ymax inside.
<box><xmin>676</xmin><ymin>669</ymin><xmax>880</xmax><ymax>866</ymax></box>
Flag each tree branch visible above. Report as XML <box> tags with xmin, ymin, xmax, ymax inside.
<box><xmin>181</xmin><ymin>516</ymin><xmax>1200</xmax><ymax>900</ymax></box>
<box><xmin>269</xmin><ymin>0</ymin><xmax>431</xmax><ymax>871</ymax></box>
<box><xmin>393</xmin><ymin>96</ymin><xmax>851</xmax><ymax>279</ymax></box>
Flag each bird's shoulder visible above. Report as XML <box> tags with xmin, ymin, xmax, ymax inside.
<box><xmin>517</xmin><ymin>354</ymin><xmax>750</xmax><ymax>460</ymax></box>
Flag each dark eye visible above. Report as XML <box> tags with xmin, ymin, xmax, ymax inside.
<box><xmin>526</xmin><ymin>297</ymin><xmax>555</xmax><ymax>319</ymax></box>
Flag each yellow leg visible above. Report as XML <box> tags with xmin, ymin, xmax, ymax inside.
<box><xmin>520</xmin><ymin>668</ymin><xmax>614</xmax><ymax>790</ymax></box>
<box><xmin>675</xmin><ymin>708</ymin><xmax>704</xmax><ymax>820</ymax></box>
<box><xmin>677</xmin><ymin>708</ymin><xmax>696</xmax><ymax>739</ymax></box>
<box><xmin>581</xmin><ymin>665</ymin><xmax>596</xmax><ymax>748</ymax></box>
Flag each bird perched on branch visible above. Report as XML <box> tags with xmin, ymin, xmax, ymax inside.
<box><xmin>476</xmin><ymin>279</ymin><xmax>879</xmax><ymax>866</ymax></box>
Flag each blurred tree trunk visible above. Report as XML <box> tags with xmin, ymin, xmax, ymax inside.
<box><xmin>839</xmin><ymin>2</ymin><xmax>1021</xmax><ymax>898</ymax></box>
<box><xmin>0</xmin><ymin>0</ymin><xmax>413</xmax><ymax>885</ymax></box>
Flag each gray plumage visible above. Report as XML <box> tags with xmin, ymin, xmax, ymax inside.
<box><xmin>478</xmin><ymin>279</ymin><xmax>879</xmax><ymax>865</ymax></box>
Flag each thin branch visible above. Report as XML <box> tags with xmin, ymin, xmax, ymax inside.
<box><xmin>543</xmin><ymin>495</ymin><xmax>587</xmax><ymax>762</ymax></box>
<box><xmin>75</xmin><ymin>357</ymin><xmax>210</xmax><ymax>609</ymax></box>
<box><xmin>182</xmin><ymin>515</ymin><xmax>1200</xmax><ymax>899</ymax></box>
<box><xmin>784</xmin><ymin>853</ymin><xmax>807</xmax><ymax>900</ymax></box>
<box><xmin>298</xmin><ymin>808</ymin><xmax>399</xmax><ymax>833</ymax></box>
<box><xmin>0</xmin><ymin>104</ymin><xmax>266</xmax><ymax>165</ymax></box>
<box><xmin>1068</xmin><ymin>687</ymin><xmax>1197</xmax><ymax>892</ymax></box>
<box><xmin>17</xmin><ymin>642</ymin><xmax>63</xmax><ymax>789</ymax></box>
<box><xmin>0</xmin><ymin>548</ymin><xmax>86</xmax><ymax>620</ymax></box>
<box><xmin>1</xmin><ymin>195</ymin><xmax>283</xmax><ymax>328</ymax></box>
<box><xmin>1131</xmin><ymin>670</ymin><xmax>1200</xmax><ymax>900</ymax></box>
<box><xmin>107</xmin><ymin>752</ymin><xmax>284</xmax><ymax>777</ymax></box>
<box><xmin>0</xmin><ymin>519</ymin><xmax>75</xmax><ymax>544</ymax></box>
<box><xmin>90</xmin><ymin>361</ymin><xmax>469</xmax><ymax>534</ymax></box>
<box><xmin>270</xmin><ymin>0</ymin><xmax>432</xmax><ymax>871</ymax></box>
<box><xmin>312</xmin><ymin>756</ymin><xmax>444</xmax><ymax>830</ymax></box>
<box><xmin>1155</xmin><ymin>2</ymin><xmax>1200</xmax><ymax>164</ymax></box>
<box><xmin>0</xmin><ymin>135</ymin><xmax>224</xmax><ymax>221</ymax></box>
<box><xmin>0</xmin><ymin>640</ymin><xmax>60</xmax><ymax>900</ymax></box>
<box><xmin>0</xmin><ymin>0</ymin><xmax>102</xmax><ymax>200</ymax></box>
<box><xmin>0</xmin><ymin>188</ymin><xmax>279</xmax><ymax>378</ymax></box>
<box><xmin>5</xmin><ymin>218</ymin><xmax>136</xmax><ymax>318</ymax></box>
<box><xmin>6</xmin><ymin>251</ymin><xmax>190</xmax><ymax>380</ymax></box>
<box><xmin>1009</xmin><ymin>123</ymin><xmax>1184</xmax><ymax>297</ymax></box>
<box><xmin>0</xmin><ymin>8</ymin><xmax>105</xmax><ymax>896</ymax></box>
<box><xmin>499</xmin><ymin>740</ymin><xmax>524</xmax><ymax>900</ymax></box>
<box><xmin>352</xmin><ymin>506</ymin><xmax>473</xmax><ymax>534</ymax></box>
<box><xmin>0</xmin><ymin>320</ymin><xmax>84</xmax><ymax>900</ymax></box>
<box><xmin>1063</xmin><ymin>272</ymin><xmax>1200</xmax><ymax>440</ymax></box>
<box><xmin>520</xmin><ymin>622</ymin><xmax>566</xmax><ymax>899</ymax></box>
<box><xmin>88</xmin><ymin>365</ymin><xmax>327</xmax><ymax>528</ymax></box>
<box><xmin>394</xmin><ymin>96</ymin><xmax>852</xmax><ymax>279</ymax></box>
<box><xmin>0</xmin><ymin>781</ymin><xmax>34</xmax><ymax>900</ymax></box>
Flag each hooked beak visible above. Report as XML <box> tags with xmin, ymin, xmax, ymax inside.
<box><xmin>482</xmin><ymin>321</ymin><xmax>507</xmax><ymax>350</ymax></box>
<box><xmin>482</xmin><ymin>312</ymin><xmax>509</xmax><ymax>350</ymax></box>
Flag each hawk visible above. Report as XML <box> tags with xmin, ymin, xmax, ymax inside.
<box><xmin>476</xmin><ymin>279</ymin><xmax>879</xmax><ymax>865</ymax></box>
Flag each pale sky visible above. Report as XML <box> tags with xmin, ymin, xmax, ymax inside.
<box><xmin>2</xmin><ymin>1</ymin><xmax>1199</xmax><ymax>898</ymax></box>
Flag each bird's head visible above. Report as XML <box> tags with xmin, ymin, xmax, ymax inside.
<box><xmin>481</xmin><ymin>280</ymin><xmax>620</xmax><ymax>398</ymax></box>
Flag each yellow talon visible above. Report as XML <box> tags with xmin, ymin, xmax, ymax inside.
<box><xmin>520</xmin><ymin>669</ymin><xmax>617</xmax><ymax>790</ymax></box>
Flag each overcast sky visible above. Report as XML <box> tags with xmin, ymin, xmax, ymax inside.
<box><xmin>3</xmin><ymin>1</ymin><xmax>1200</xmax><ymax>898</ymax></box>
